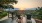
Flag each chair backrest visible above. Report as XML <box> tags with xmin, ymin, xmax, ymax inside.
<box><xmin>26</xmin><ymin>14</ymin><xmax>31</xmax><ymax>19</ymax></box>
<box><xmin>16</xmin><ymin>15</ymin><xmax>21</xmax><ymax>19</ymax></box>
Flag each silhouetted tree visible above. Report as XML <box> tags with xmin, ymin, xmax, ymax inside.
<box><xmin>0</xmin><ymin>0</ymin><xmax>18</xmax><ymax>8</ymax></box>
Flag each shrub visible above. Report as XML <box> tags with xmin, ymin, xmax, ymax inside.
<box><xmin>0</xmin><ymin>12</ymin><xmax>7</xmax><ymax>19</ymax></box>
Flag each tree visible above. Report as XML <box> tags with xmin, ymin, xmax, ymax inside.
<box><xmin>0</xmin><ymin>0</ymin><xmax>18</xmax><ymax>4</ymax></box>
<box><xmin>34</xmin><ymin>7</ymin><xmax>42</xmax><ymax>20</ymax></box>
<box><xmin>0</xmin><ymin>0</ymin><xmax>18</xmax><ymax>8</ymax></box>
<box><xmin>0</xmin><ymin>0</ymin><xmax>18</xmax><ymax>19</ymax></box>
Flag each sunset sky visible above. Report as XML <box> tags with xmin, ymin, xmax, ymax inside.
<box><xmin>13</xmin><ymin>0</ymin><xmax>42</xmax><ymax>10</ymax></box>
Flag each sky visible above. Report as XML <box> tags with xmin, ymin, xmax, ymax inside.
<box><xmin>13</xmin><ymin>0</ymin><xmax>42</xmax><ymax>10</ymax></box>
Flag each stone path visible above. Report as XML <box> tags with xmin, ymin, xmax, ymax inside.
<box><xmin>31</xmin><ymin>18</ymin><xmax>36</xmax><ymax>23</ymax></box>
<box><xmin>0</xmin><ymin>15</ymin><xmax>36</xmax><ymax>23</ymax></box>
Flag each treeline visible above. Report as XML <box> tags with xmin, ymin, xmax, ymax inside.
<box><xmin>33</xmin><ymin>7</ymin><xmax>42</xmax><ymax>20</ymax></box>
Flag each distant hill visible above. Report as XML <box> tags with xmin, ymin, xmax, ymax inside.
<box><xmin>25</xmin><ymin>8</ymin><xmax>36</xmax><ymax>10</ymax></box>
<box><xmin>4</xmin><ymin>8</ymin><xmax>19</xmax><ymax>12</ymax></box>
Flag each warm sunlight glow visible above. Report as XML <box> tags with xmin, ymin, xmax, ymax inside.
<box><xmin>12</xmin><ymin>0</ymin><xmax>42</xmax><ymax>10</ymax></box>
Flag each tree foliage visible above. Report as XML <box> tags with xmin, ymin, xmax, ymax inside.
<box><xmin>33</xmin><ymin>7</ymin><xmax>42</xmax><ymax>20</ymax></box>
<box><xmin>0</xmin><ymin>0</ymin><xmax>18</xmax><ymax>4</ymax></box>
<box><xmin>0</xmin><ymin>0</ymin><xmax>18</xmax><ymax>8</ymax></box>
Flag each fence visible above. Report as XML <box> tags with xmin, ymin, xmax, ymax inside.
<box><xmin>35</xmin><ymin>19</ymin><xmax>42</xmax><ymax>23</ymax></box>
